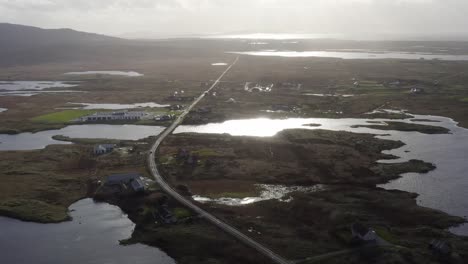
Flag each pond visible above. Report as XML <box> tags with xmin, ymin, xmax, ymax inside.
<box><xmin>193</xmin><ymin>184</ymin><xmax>324</xmax><ymax>206</ymax></box>
<box><xmin>0</xmin><ymin>124</ymin><xmax>164</xmax><ymax>151</ymax></box>
<box><xmin>230</xmin><ymin>50</ymin><xmax>468</xmax><ymax>61</ymax></box>
<box><xmin>304</xmin><ymin>93</ymin><xmax>355</xmax><ymax>97</ymax></box>
<box><xmin>63</xmin><ymin>102</ymin><xmax>170</xmax><ymax>110</ymax></box>
<box><xmin>65</xmin><ymin>71</ymin><xmax>143</xmax><ymax>77</ymax></box>
<box><xmin>174</xmin><ymin>113</ymin><xmax>468</xmax><ymax>236</ymax></box>
<box><xmin>0</xmin><ymin>199</ymin><xmax>175</xmax><ymax>264</ymax></box>
<box><xmin>0</xmin><ymin>81</ymin><xmax>78</xmax><ymax>91</ymax></box>
<box><xmin>0</xmin><ymin>90</ymin><xmax>85</xmax><ymax>97</ymax></box>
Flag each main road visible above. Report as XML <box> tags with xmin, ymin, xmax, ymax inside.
<box><xmin>147</xmin><ymin>57</ymin><xmax>291</xmax><ymax>264</ymax></box>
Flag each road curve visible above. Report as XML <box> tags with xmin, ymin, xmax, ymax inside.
<box><xmin>147</xmin><ymin>57</ymin><xmax>290</xmax><ymax>264</ymax></box>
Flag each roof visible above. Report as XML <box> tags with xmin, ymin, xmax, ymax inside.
<box><xmin>100</xmin><ymin>144</ymin><xmax>115</xmax><ymax>148</ymax></box>
<box><xmin>94</xmin><ymin>144</ymin><xmax>115</xmax><ymax>154</ymax></box>
<box><xmin>106</xmin><ymin>173</ymin><xmax>141</xmax><ymax>184</ymax></box>
<box><xmin>94</xmin><ymin>145</ymin><xmax>106</xmax><ymax>152</ymax></box>
<box><xmin>352</xmin><ymin>223</ymin><xmax>369</xmax><ymax>236</ymax></box>
<box><xmin>130</xmin><ymin>178</ymin><xmax>145</xmax><ymax>191</ymax></box>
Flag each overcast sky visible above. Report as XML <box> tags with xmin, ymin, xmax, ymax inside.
<box><xmin>1</xmin><ymin>0</ymin><xmax>468</xmax><ymax>39</ymax></box>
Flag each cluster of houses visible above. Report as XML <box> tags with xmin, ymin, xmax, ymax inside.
<box><xmin>155</xmin><ymin>114</ymin><xmax>175</xmax><ymax>121</ymax></box>
<box><xmin>244</xmin><ymin>82</ymin><xmax>273</xmax><ymax>93</ymax></box>
<box><xmin>75</xmin><ymin>110</ymin><xmax>151</xmax><ymax>122</ymax></box>
<box><xmin>167</xmin><ymin>91</ymin><xmax>194</xmax><ymax>102</ymax></box>
<box><xmin>278</xmin><ymin>82</ymin><xmax>302</xmax><ymax>90</ymax></box>
<box><xmin>351</xmin><ymin>222</ymin><xmax>455</xmax><ymax>259</ymax></box>
<box><xmin>351</xmin><ymin>78</ymin><xmax>427</xmax><ymax>94</ymax></box>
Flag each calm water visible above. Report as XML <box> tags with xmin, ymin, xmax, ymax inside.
<box><xmin>0</xmin><ymin>125</ymin><xmax>164</xmax><ymax>151</ymax></box>
<box><xmin>211</xmin><ymin>63</ymin><xmax>228</xmax><ymax>66</ymax></box>
<box><xmin>175</xmin><ymin>113</ymin><xmax>468</xmax><ymax>235</ymax></box>
<box><xmin>65</xmin><ymin>71</ymin><xmax>143</xmax><ymax>77</ymax></box>
<box><xmin>230</xmin><ymin>51</ymin><xmax>468</xmax><ymax>61</ymax></box>
<box><xmin>193</xmin><ymin>184</ymin><xmax>323</xmax><ymax>206</ymax></box>
<box><xmin>0</xmin><ymin>199</ymin><xmax>175</xmax><ymax>264</ymax></box>
<box><xmin>0</xmin><ymin>81</ymin><xmax>78</xmax><ymax>91</ymax></box>
<box><xmin>304</xmin><ymin>93</ymin><xmax>355</xmax><ymax>97</ymax></box>
<box><xmin>0</xmin><ymin>108</ymin><xmax>6</xmax><ymax>112</ymax></box>
<box><xmin>0</xmin><ymin>90</ymin><xmax>85</xmax><ymax>97</ymax></box>
<box><xmin>248</xmin><ymin>42</ymin><xmax>269</xmax><ymax>45</ymax></box>
<box><xmin>205</xmin><ymin>33</ymin><xmax>341</xmax><ymax>40</ymax></box>
<box><xmin>64</xmin><ymin>102</ymin><xmax>170</xmax><ymax>110</ymax></box>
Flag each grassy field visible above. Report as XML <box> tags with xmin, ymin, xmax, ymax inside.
<box><xmin>173</xmin><ymin>207</ymin><xmax>192</xmax><ymax>218</ymax></box>
<box><xmin>31</xmin><ymin>109</ymin><xmax>96</xmax><ymax>123</ymax></box>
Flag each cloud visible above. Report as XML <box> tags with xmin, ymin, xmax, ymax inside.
<box><xmin>0</xmin><ymin>0</ymin><xmax>467</xmax><ymax>38</ymax></box>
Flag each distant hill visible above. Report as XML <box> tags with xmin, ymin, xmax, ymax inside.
<box><xmin>0</xmin><ymin>23</ymin><xmax>121</xmax><ymax>49</ymax></box>
<box><xmin>0</xmin><ymin>23</ymin><xmax>129</xmax><ymax>66</ymax></box>
<box><xmin>0</xmin><ymin>23</ymin><xmax>237</xmax><ymax>68</ymax></box>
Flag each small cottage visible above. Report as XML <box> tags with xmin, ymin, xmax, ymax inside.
<box><xmin>429</xmin><ymin>239</ymin><xmax>452</xmax><ymax>256</ymax></box>
<box><xmin>410</xmin><ymin>87</ymin><xmax>424</xmax><ymax>94</ymax></box>
<box><xmin>105</xmin><ymin>173</ymin><xmax>145</xmax><ymax>193</ymax></box>
<box><xmin>351</xmin><ymin>223</ymin><xmax>377</xmax><ymax>243</ymax></box>
<box><xmin>93</xmin><ymin>144</ymin><xmax>115</xmax><ymax>155</ymax></box>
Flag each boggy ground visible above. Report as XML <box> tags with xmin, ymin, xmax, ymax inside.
<box><xmin>0</xmin><ymin>137</ymin><xmax>153</xmax><ymax>222</ymax></box>
<box><xmin>0</xmin><ymin>134</ymin><xmax>278</xmax><ymax>263</ymax></box>
<box><xmin>2</xmin><ymin>45</ymin><xmax>468</xmax><ymax>135</ymax></box>
<box><xmin>183</xmin><ymin>56</ymin><xmax>468</xmax><ymax>128</ymax></box>
<box><xmin>158</xmin><ymin>129</ymin><xmax>433</xmax><ymax>186</ymax></box>
<box><xmin>145</xmin><ymin>129</ymin><xmax>468</xmax><ymax>264</ymax></box>
<box><xmin>1</xmin><ymin>40</ymin><xmax>468</xmax><ymax>263</ymax></box>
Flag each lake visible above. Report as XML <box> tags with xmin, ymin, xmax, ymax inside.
<box><xmin>204</xmin><ymin>33</ymin><xmax>341</xmax><ymax>40</ymax></box>
<box><xmin>65</xmin><ymin>71</ymin><xmax>143</xmax><ymax>77</ymax></box>
<box><xmin>63</xmin><ymin>102</ymin><xmax>170</xmax><ymax>110</ymax></box>
<box><xmin>0</xmin><ymin>81</ymin><xmax>78</xmax><ymax>91</ymax></box>
<box><xmin>0</xmin><ymin>124</ymin><xmax>165</xmax><ymax>151</ymax></box>
<box><xmin>175</xmin><ymin>113</ymin><xmax>468</xmax><ymax>235</ymax></box>
<box><xmin>230</xmin><ymin>50</ymin><xmax>468</xmax><ymax>61</ymax></box>
<box><xmin>0</xmin><ymin>199</ymin><xmax>175</xmax><ymax>264</ymax></box>
<box><xmin>0</xmin><ymin>90</ymin><xmax>85</xmax><ymax>97</ymax></box>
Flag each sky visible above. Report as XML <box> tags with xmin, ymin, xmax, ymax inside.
<box><xmin>1</xmin><ymin>0</ymin><xmax>468</xmax><ymax>39</ymax></box>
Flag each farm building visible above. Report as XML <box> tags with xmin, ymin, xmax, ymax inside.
<box><xmin>75</xmin><ymin>110</ymin><xmax>150</xmax><ymax>122</ymax></box>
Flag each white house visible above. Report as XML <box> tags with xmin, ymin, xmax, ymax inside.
<box><xmin>93</xmin><ymin>144</ymin><xmax>115</xmax><ymax>155</ymax></box>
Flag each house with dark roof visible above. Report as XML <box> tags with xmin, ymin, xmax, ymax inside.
<box><xmin>351</xmin><ymin>223</ymin><xmax>378</xmax><ymax>243</ymax></box>
<box><xmin>429</xmin><ymin>239</ymin><xmax>452</xmax><ymax>256</ymax></box>
<box><xmin>351</xmin><ymin>223</ymin><xmax>391</xmax><ymax>247</ymax></box>
<box><xmin>104</xmin><ymin>173</ymin><xmax>145</xmax><ymax>193</ymax></box>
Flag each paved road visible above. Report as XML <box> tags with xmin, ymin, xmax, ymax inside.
<box><xmin>147</xmin><ymin>57</ymin><xmax>291</xmax><ymax>264</ymax></box>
